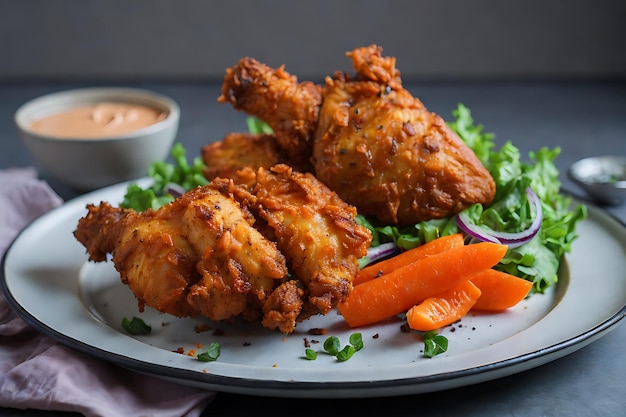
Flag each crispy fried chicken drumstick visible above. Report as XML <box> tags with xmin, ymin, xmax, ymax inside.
<box><xmin>218</xmin><ymin>57</ymin><xmax>321</xmax><ymax>170</ymax></box>
<box><xmin>74</xmin><ymin>184</ymin><xmax>292</xmax><ymax>326</ymax></box>
<box><xmin>312</xmin><ymin>45</ymin><xmax>496</xmax><ymax>225</ymax></box>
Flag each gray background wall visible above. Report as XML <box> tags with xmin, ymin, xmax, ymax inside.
<box><xmin>1</xmin><ymin>0</ymin><xmax>625</xmax><ymax>82</ymax></box>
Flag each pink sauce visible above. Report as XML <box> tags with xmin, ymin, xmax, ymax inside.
<box><xmin>30</xmin><ymin>102</ymin><xmax>167</xmax><ymax>138</ymax></box>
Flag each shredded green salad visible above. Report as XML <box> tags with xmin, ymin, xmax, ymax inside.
<box><xmin>121</xmin><ymin>104</ymin><xmax>587</xmax><ymax>295</ymax></box>
<box><xmin>121</xmin><ymin>142</ymin><xmax>208</xmax><ymax>211</ymax></box>
<box><xmin>358</xmin><ymin>104</ymin><xmax>587</xmax><ymax>293</ymax></box>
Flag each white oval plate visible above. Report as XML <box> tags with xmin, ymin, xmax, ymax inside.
<box><xmin>2</xmin><ymin>179</ymin><xmax>625</xmax><ymax>398</ymax></box>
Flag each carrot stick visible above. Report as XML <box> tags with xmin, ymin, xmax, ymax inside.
<box><xmin>406</xmin><ymin>280</ymin><xmax>482</xmax><ymax>331</ymax></box>
<box><xmin>338</xmin><ymin>242</ymin><xmax>508</xmax><ymax>328</ymax></box>
<box><xmin>354</xmin><ymin>233</ymin><xmax>465</xmax><ymax>286</ymax></box>
<box><xmin>470</xmin><ymin>269</ymin><xmax>533</xmax><ymax>311</ymax></box>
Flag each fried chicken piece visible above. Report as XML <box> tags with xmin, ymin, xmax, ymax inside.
<box><xmin>73</xmin><ymin>201</ymin><xmax>127</xmax><ymax>263</ymax></box>
<box><xmin>218</xmin><ymin>57</ymin><xmax>322</xmax><ymax>169</ymax></box>
<box><xmin>202</xmin><ymin>131</ymin><xmax>311</xmax><ymax>188</ymax></box>
<box><xmin>74</xmin><ymin>201</ymin><xmax>200</xmax><ymax>318</ymax></box>
<box><xmin>181</xmin><ymin>186</ymin><xmax>288</xmax><ymax>321</ymax></box>
<box><xmin>312</xmin><ymin>45</ymin><xmax>496</xmax><ymax>225</ymax></box>
<box><xmin>74</xmin><ymin>184</ymin><xmax>289</xmax><ymax>324</ymax></box>
<box><xmin>224</xmin><ymin>164</ymin><xmax>372</xmax><ymax>320</ymax></box>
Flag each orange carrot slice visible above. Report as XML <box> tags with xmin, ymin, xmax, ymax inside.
<box><xmin>470</xmin><ymin>269</ymin><xmax>533</xmax><ymax>311</ymax></box>
<box><xmin>354</xmin><ymin>233</ymin><xmax>465</xmax><ymax>286</ymax></box>
<box><xmin>338</xmin><ymin>242</ymin><xmax>508</xmax><ymax>328</ymax></box>
<box><xmin>406</xmin><ymin>280</ymin><xmax>482</xmax><ymax>331</ymax></box>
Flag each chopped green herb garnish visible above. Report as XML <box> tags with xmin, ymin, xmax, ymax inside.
<box><xmin>336</xmin><ymin>345</ymin><xmax>357</xmax><ymax>361</ymax></box>
<box><xmin>422</xmin><ymin>331</ymin><xmax>448</xmax><ymax>358</ymax></box>
<box><xmin>349</xmin><ymin>332</ymin><xmax>364</xmax><ymax>351</ymax></box>
<box><xmin>309</xmin><ymin>333</ymin><xmax>364</xmax><ymax>361</ymax></box>
<box><xmin>121</xmin><ymin>142</ymin><xmax>209</xmax><ymax>211</ymax></box>
<box><xmin>121</xmin><ymin>316</ymin><xmax>151</xmax><ymax>335</ymax></box>
<box><xmin>323</xmin><ymin>336</ymin><xmax>341</xmax><ymax>356</ymax></box>
<box><xmin>197</xmin><ymin>342</ymin><xmax>221</xmax><ymax>362</ymax></box>
<box><xmin>304</xmin><ymin>349</ymin><xmax>318</xmax><ymax>360</ymax></box>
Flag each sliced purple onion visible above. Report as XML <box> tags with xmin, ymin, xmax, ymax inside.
<box><xmin>456</xmin><ymin>187</ymin><xmax>543</xmax><ymax>248</ymax></box>
<box><xmin>166</xmin><ymin>182</ymin><xmax>186</xmax><ymax>198</ymax></box>
<box><xmin>456</xmin><ymin>213</ymin><xmax>503</xmax><ymax>244</ymax></box>
<box><xmin>363</xmin><ymin>242</ymin><xmax>400</xmax><ymax>267</ymax></box>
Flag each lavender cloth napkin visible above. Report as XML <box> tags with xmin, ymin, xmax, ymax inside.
<box><xmin>0</xmin><ymin>168</ymin><xmax>216</xmax><ymax>417</ymax></box>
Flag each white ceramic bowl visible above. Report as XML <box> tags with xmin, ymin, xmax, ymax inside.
<box><xmin>15</xmin><ymin>87</ymin><xmax>180</xmax><ymax>191</ymax></box>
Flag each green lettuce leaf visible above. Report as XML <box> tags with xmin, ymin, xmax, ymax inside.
<box><xmin>121</xmin><ymin>142</ymin><xmax>209</xmax><ymax>211</ymax></box>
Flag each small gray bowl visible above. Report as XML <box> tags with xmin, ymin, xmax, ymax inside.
<box><xmin>15</xmin><ymin>87</ymin><xmax>180</xmax><ymax>191</ymax></box>
<box><xmin>568</xmin><ymin>156</ymin><xmax>626</xmax><ymax>205</ymax></box>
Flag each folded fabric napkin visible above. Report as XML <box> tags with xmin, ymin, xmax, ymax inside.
<box><xmin>0</xmin><ymin>167</ymin><xmax>215</xmax><ymax>417</ymax></box>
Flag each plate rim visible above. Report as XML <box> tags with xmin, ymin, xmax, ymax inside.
<box><xmin>4</xmin><ymin>284</ymin><xmax>622</xmax><ymax>398</ymax></box>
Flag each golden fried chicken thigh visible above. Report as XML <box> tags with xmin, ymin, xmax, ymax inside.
<box><xmin>222</xmin><ymin>164</ymin><xmax>372</xmax><ymax>320</ymax></box>
<box><xmin>312</xmin><ymin>45</ymin><xmax>496</xmax><ymax>225</ymax></box>
<box><xmin>202</xmin><ymin>132</ymin><xmax>285</xmax><ymax>189</ymax></box>
<box><xmin>74</xmin><ymin>184</ymin><xmax>289</xmax><ymax>324</ymax></box>
<box><xmin>313</xmin><ymin>46</ymin><xmax>495</xmax><ymax>225</ymax></box>
<box><xmin>74</xmin><ymin>201</ymin><xmax>199</xmax><ymax>317</ymax></box>
<box><xmin>180</xmin><ymin>186</ymin><xmax>288</xmax><ymax>321</ymax></box>
<box><xmin>202</xmin><ymin>131</ymin><xmax>309</xmax><ymax>188</ymax></box>
<box><xmin>218</xmin><ymin>57</ymin><xmax>322</xmax><ymax>169</ymax></box>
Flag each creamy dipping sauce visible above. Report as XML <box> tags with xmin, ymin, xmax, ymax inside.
<box><xmin>30</xmin><ymin>102</ymin><xmax>167</xmax><ymax>138</ymax></box>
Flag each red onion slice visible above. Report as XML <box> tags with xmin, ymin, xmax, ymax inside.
<box><xmin>363</xmin><ymin>242</ymin><xmax>400</xmax><ymax>267</ymax></box>
<box><xmin>456</xmin><ymin>213</ymin><xmax>503</xmax><ymax>244</ymax></box>
<box><xmin>166</xmin><ymin>182</ymin><xmax>186</xmax><ymax>197</ymax></box>
<box><xmin>456</xmin><ymin>187</ymin><xmax>543</xmax><ymax>248</ymax></box>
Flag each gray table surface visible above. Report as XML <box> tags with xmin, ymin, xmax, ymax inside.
<box><xmin>1</xmin><ymin>80</ymin><xmax>625</xmax><ymax>416</ymax></box>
